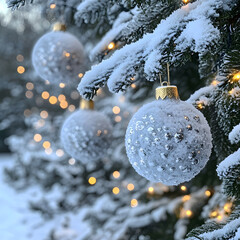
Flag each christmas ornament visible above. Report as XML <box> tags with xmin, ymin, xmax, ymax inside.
<box><xmin>61</xmin><ymin>99</ymin><xmax>112</xmax><ymax>163</ymax></box>
<box><xmin>32</xmin><ymin>22</ymin><xmax>86</xmax><ymax>85</ymax></box>
<box><xmin>125</xmin><ymin>68</ymin><xmax>212</xmax><ymax>185</ymax></box>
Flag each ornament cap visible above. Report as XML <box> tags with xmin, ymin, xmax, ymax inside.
<box><xmin>80</xmin><ymin>99</ymin><xmax>94</xmax><ymax>110</ymax></box>
<box><xmin>53</xmin><ymin>22</ymin><xmax>67</xmax><ymax>32</ymax></box>
<box><xmin>155</xmin><ymin>85</ymin><xmax>179</xmax><ymax>100</ymax></box>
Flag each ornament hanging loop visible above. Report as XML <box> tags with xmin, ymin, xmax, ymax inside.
<box><xmin>156</xmin><ymin>63</ymin><xmax>179</xmax><ymax>100</ymax></box>
<box><xmin>159</xmin><ymin>63</ymin><xmax>171</xmax><ymax>86</ymax></box>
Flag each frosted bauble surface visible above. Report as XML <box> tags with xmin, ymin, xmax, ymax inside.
<box><xmin>32</xmin><ymin>31</ymin><xmax>86</xmax><ymax>84</ymax></box>
<box><xmin>61</xmin><ymin>109</ymin><xmax>112</xmax><ymax>163</ymax></box>
<box><xmin>125</xmin><ymin>99</ymin><xmax>212</xmax><ymax>185</ymax></box>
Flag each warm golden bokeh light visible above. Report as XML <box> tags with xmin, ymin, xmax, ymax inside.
<box><xmin>131</xmin><ymin>199</ymin><xmax>138</xmax><ymax>208</ymax></box>
<box><xmin>43</xmin><ymin>141</ymin><xmax>51</xmax><ymax>149</ymax></box>
<box><xmin>211</xmin><ymin>80</ymin><xmax>220</xmax><ymax>86</ymax></box>
<box><xmin>26</xmin><ymin>82</ymin><xmax>34</xmax><ymax>90</ymax></box>
<box><xmin>58</xmin><ymin>94</ymin><xmax>66</xmax><ymax>102</ymax></box>
<box><xmin>17</xmin><ymin>66</ymin><xmax>25</xmax><ymax>74</ymax></box>
<box><xmin>186</xmin><ymin>210</ymin><xmax>192</xmax><ymax>217</ymax></box>
<box><xmin>205</xmin><ymin>190</ymin><xmax>211</xmax><ymax>197</ymax></box>
<box><xmin>108</xmin><ymin>42</ymin><xmax>115</xmax><ymax>50</ymax></box>
<box><xmin>148</xmin><ymin>187</ymin><xmax>154</xmax><ymax>194</ymax></box>
<box><xmin>78</xmin><ymin>73</ymin><xmax>84</xmax><ymax>78</ymax></box>
<box><xmin>40</xmin><ymin>110</ymin><xmax>48</xmax><ymax>119</ymax></box>
<box><xmin>115</xmin><ymin>116</ymin><xmax>122</xmax><ymax>122</ymax></box>
<box><xmin>182</xmin><ymin>195</ymin><xmax>191</xmax><ymax>202</ymax></box>
<box><xmin>41</xmin><ymin>91</ymin><xmax>50</xmax><ymax>99</ymax></box>
<box><xmin>88</xmin><ymin>177</ymin><xmax>96</xmax><ymax>185</ymax></box>
<box><xmin>233</xmin><ymin>72</ymin><xmax>240</xmax><ymax>81</ymax></box>
<box><xmin>180</xmin><ymin>185</ymin><xmax>187</xmax><ymax>191</ymax></box>
<box><xmin>113</xmin><ymin>171</ymin><xmax>120</xmax><ymax>179</ymax></box>
<box><xmin>60</xmin><ymin>101</ymin><xmax>68</xmax><ymax>109</ymax></box>
<box><xmin>68</xmin><ymin>105</ymin><xmax>76</xmax><ymax>112</ymax></box>
<box><xmin>131</xmin><ymin>83</ymin><xmax>136</xmax><ymax>89</ymax></box>
<box><xmin>210</xmin><ymin>211</ymin><xmax>218</xmax><ymax>218</ymax></box>
<box><xmin>50</xmin><ymin>3</ymin><xmax>56</xmax><ymax>9</ymax></box>
<box><xmin>64</xmin><ymin>52</ymin><xmax>70</xmax><ymax>58</ymax></box>
<box><xmin>112</xmin><ymin>187</ymin><xmax>120</xmax><ymax>195</ymax></box>
<box><xmin>49</xmin><ymin>96</ymin><xmax>58</xmax><ymax>104</ymax></box>
<box><xmin>59</xmin><ymin>83</ymin><xmax>65</xmax><ymax>88</ymax></box>
<box><xmin>224</xmin><ymin>202</ymin><xmax>232</xmax><ymax>213</ymax></box>
<box><xmin>34</xmin><ymin>134</ymin><xmax>42</xmax><ymax>142</ymax></box>
<box><xmin>112</xmin><ymin>106</ymin><xmax>120</xmax><ymax>114</ymax></box>
<box><xmin>25</xmin><ymin>91</ymin><xmax>33</xmax><ymax>99</ymax></box>
<box><xmin>127</xmin><ymin>183</ymin><xmax>134</xmax><ymax>191</ymax></box>
<box><xmin>182</xmin><ymin>0</ymin><xmax>189</xmax><ymax>3</ymax></box>
<box><xmin>16</xmin><ymin>54</ymin><xmax>24</xmax><ymax>62</ymax></box>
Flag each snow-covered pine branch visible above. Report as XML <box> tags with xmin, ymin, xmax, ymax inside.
<box><xmin>7</xmin><ymin>0</ymin><xmax>34</xmax><ymax>9</ymax></box>
<box><xmin>217</xmin><ymin>148</ymin><xmax>240</xmax><ymax>198</ymax></box>
<box><xmin>229</xmin><ymin>124</ymin><xmax>240</xmax><ymax>144</ymax></box>
<box><xmin>90</xmin><ymin>0</ymin><xmax>182</xmax><ymax>59</ymax></box>
<box><xmin>187</xmin><ymin>217</ymin><xmax>240</xmax><ymax>240</ymax></box>
<box><xmin>78</xmin><ymin>0</ymin><xmax>235</xmax><ymax>99</ymax></box>
<box><xmin>120</xmin><ymin>0</ymin><xmax>180</xmax><ymax>43</ymax></box>
<box><xmin>90</xmin><ymin>10</ymin><xmax>135</xmax><ymax>60</ymax></box>
<box><xmin>75</xmin><ymin>0</ymin><xmax>110</xmax><ymax>26</ymax></box>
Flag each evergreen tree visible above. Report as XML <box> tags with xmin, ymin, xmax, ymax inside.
<box><xmin>3</xmin><ymin>0</ymin><xmax>240</xmax><ymax>239</ymax></box>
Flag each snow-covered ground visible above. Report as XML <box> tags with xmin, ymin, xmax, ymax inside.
<box><xmin>0</xmin><ymin>154</ymin><xmax>58</xmax><ymax>240</ymax></box>
<box><xmin>0</xmin><ymin>154</ymin><xmax>93</xmax><ymax>240</ymax></box>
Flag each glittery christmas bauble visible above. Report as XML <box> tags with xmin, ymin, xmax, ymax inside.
<box><xmin>32</xmin><ymin>31</ymin><xmax>86</xmax><ymax>84</ymax></box>
<box><xmin>125</xmin><ymin>99</ymin><xmax>212</xmax><ymax>185</ymax></box>
<box><xmin>61</xmin><ymin>109</ymin><xmax>112</xmax><ymax>163</ymax></box>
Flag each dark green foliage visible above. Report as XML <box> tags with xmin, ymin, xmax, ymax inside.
<box><xmin>220</xmin><ymin>162</ymin><xmax>240</xmax><ymax>199</ymax></box>
<box><xmin>187</xmin><ymin>220</ymin><xmax>225</xmax><ymax>240</ymax></box>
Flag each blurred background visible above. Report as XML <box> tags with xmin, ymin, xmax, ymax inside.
<box><xmin>0</xmin><ymin>1</ymin><xmax>232</xmax><ymax>240</ymax></box>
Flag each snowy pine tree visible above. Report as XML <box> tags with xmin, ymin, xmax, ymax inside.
<box><xmin>1</xmin><ymin>0</ymin><xmax>240</xmax><ymax>239</ymax></box>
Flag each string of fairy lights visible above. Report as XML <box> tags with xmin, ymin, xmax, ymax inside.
<box><xmin>14</xmin><ymin>0</ymin><xmax>237</xmax><ymax>214</ymax></box>
<box><xmin>16</xmin><ymin>55</ymin><xmax>237</xmax><ymax>212</ymax></box>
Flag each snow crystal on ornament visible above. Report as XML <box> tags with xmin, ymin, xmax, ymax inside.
<box><xmin>61</xmin><ymin>109</ymin><xmax>112</xmax><ymax>163</ymax></box>
<box><xmin>32</xmin><ymin>31</ymin><xmax>86</xmax><ymax>84</ymax></box>
<box><xmin>125</xmin><ymin>99</ymin><xmax>212</xmax><ymax>185</ymax></box>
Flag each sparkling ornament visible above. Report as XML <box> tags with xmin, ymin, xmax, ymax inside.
<box><xmin>32</xmin><ymin>22</ymin><xmax>86</xmax><ymax>85</ymax></box>
<box><xmin>61</xmin><ymin>99</ymin><xmax>112</xmax><ymax>163</ymax></box>
<box><xmin>125</xmin><ymin>70</ymin><xmax>212</xmax><ymax>185</ymax></box>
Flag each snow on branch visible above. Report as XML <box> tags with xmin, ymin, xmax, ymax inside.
<box><xmin>7</xmin><ymin>0</ymin><xmax>33</xmax><ymax>9</ymax></box>
<box><xmin>217</xmin><ymin>149</ymin><xmax>240</xmax><ymax>179</ymax></box>
<box><xmin>90</xmin><ymin>10</ymin><xmax>136</xmax><ymax>60</ymax></box>
<box><xmin>78</xmin><ymin>0</ymin><xmax>234</xmax><ymax>99</ymax></box>
<box><xmin>191</xmin><ymin>217</ymin><xmax>240</xmax><ymax>240</ymax></box>
<box><xmin>75</xmin><ymin>0</ymin><xmax>109</xmax><ymax>26</ymax></box>
<box><xmin>229</xmin><ymin>124</ymin><xmax>240</xmax><ymax>144</ymax></box>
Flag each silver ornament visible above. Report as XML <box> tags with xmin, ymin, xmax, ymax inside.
<box><xmin>32</xmin><ymin>31</ymin><xmax>87</xmax><ymax>84</ymax></box>
<box><xmin>61</xmin><ymin>109</ymin><xmax>112</xmax><ymax>163</ymax></box>
<box><xmin>125</xmin><ymin>98</ymin><xmax>212</xmax><ymax>186</ymax></box>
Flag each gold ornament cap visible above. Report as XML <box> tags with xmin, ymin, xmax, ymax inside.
<box><xmin>53</xmin><ymin>22</ymin><xmax>67</xmax><ymax>32</ymax></box>
<box><xmin>156</xmin><ymin>63</ymin><xmax>179</xmax><ymax>100</ymax></box>
<box><xmin>80</xmin><ymin>99</ymin><xmax>94</xmax><ymax>110</ymax></box>
<box><xmin>155</xmin><ymin>85</ymin><xmax>179</xmax><ymax>100</ymax></box>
